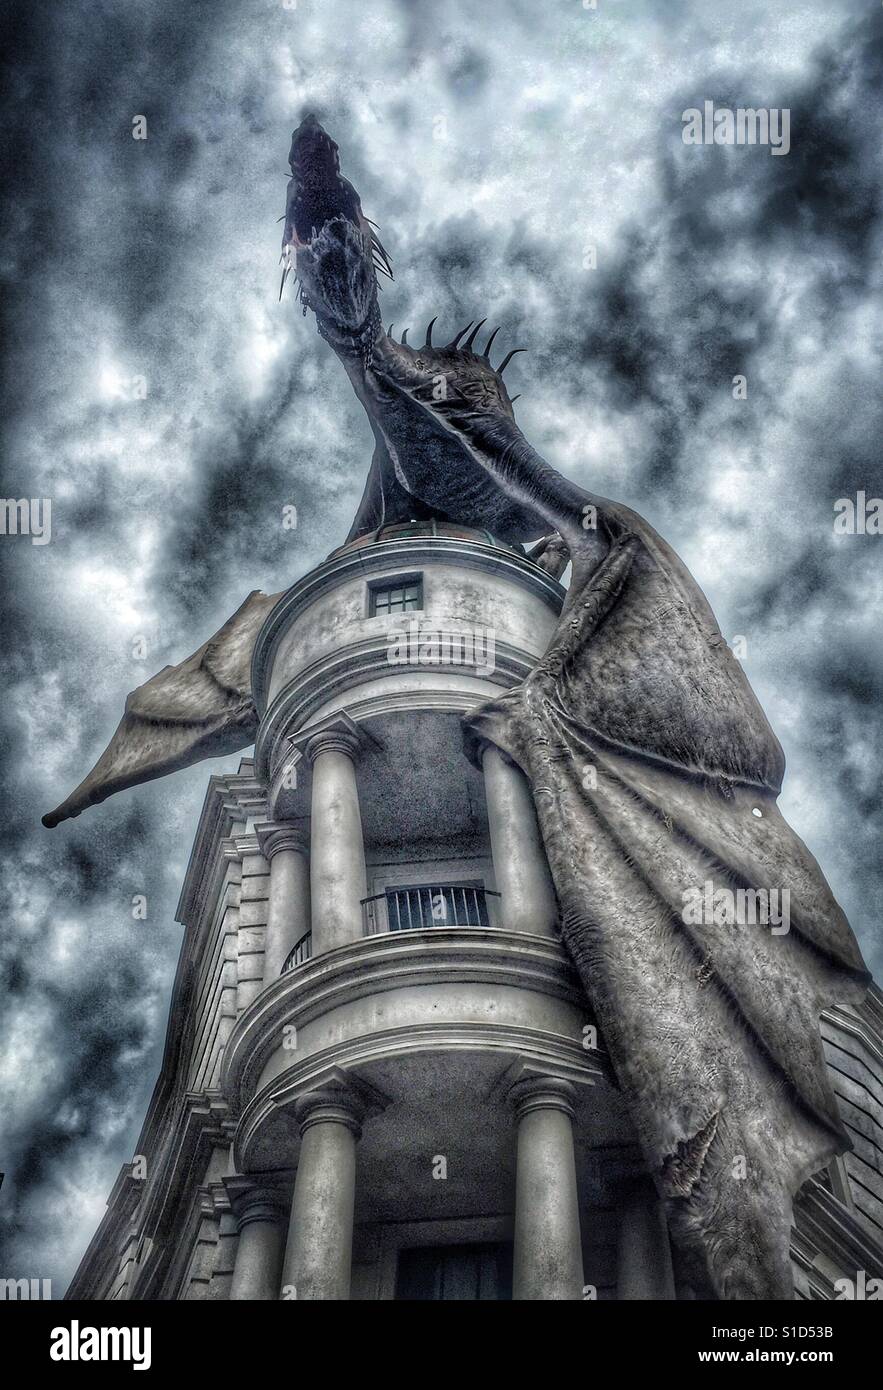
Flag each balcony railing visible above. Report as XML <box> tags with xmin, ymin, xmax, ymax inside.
<box><xmin>281</xmin><ymin>931</ymin><xmax>313</xmax><ymax>974</ymax></box>
<box><xmin>361</xmin><ymin>884</ymin><xmax>500</xmax><ymax>936</ymax></box>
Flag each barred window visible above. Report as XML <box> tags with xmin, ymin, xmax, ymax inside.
<box><xmin>370</xmin><ymin>579</ymin><xmax>423</xmax><ymax>616</ymax></box>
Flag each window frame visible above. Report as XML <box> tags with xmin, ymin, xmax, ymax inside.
<box><xmin>366</xmin><ymin>572</ymin><xmax>424</xmax><ymax>618</ymax></box>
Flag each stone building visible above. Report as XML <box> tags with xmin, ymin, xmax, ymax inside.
<box><xmin>67</xmin><ymin>523</ymin><xmax>883</xmax><ymax>1300</ymax></box>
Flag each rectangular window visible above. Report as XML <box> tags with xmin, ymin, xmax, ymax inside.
<box><xmin>369</xmin><ymin>578</ymin><xmax>423</xmax><ymax>616</ymax></box>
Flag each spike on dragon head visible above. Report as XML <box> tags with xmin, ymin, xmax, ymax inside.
<box><xmin>381</xmin><ymin>317</ymin><xmax>525</xmax><ymax>418</ymax></box>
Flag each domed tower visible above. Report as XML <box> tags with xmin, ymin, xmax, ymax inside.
<box><xmin>67</xmin><ymin>523</ymin><xmax>883</xmax><ymax>1302</ymax></box>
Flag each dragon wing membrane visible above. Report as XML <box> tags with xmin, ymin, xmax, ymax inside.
<box><xmin>381</xmin><ymin>361</ymin><xmax>870</xmax><ymax>1298</ymax></box>
<box><xmin>42</xmin><ymin>589</ymin><xmax>283</xmax><ymax>829</ymax></box>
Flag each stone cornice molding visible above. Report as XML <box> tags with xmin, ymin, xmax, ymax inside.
<box><xmin>232</xmin><ymin>1026</ymin><xmax>603</xmax><ymax>1172</ymax></box>
<box><xmin>254</xmin><ymin>635</ymin><xmax>534</xmax><ymax>781</ymax></box>
<box><xmin>221</xmin><ymin>832</ymin><xmax>262</xmax><ymax>865</ymax></box>
<box><xmin>136</xmin><ymin>1092</ymin><xmax>232</xmax><ymax>1241</ymax></box>
<box><xmin>63</xmin><ymin>1166</ymin><xmax>145</xmax><ymax>1301</ymax></box>
<box><xmin>67</xmin><ymin>1092</ymin><xmax>235</xmax><ymax>1301</ymax></box>
<box><xmin>198</xmin><ymin>1180</ymin><xmax>232</xmax><ymax>1219</ymax></box>
<box><xmin>220</xmin><ymin>927</ymin><xmax>596</xmax><ymax>1106</ymax></box>
<box><xmin>176</xmin><ymin>769</ymin><xmax>268</xmax><ymax>927</ymax></box>
<box><xmin>250</xmin><ymin>534</ymin><xmax>565</xmax><ymax>714</ymax></box>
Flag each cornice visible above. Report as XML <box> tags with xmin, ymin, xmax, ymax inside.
<box><xmin>233</xmin><ymin>1022</ymin><xmax>607</xmax><ymax>1172</ymax></box>
<box><xmin>220</xmin><ymin>926</ymin><xmax>594</xmax><ymax>1108</ymax></box>
<box><xmin>254</xmin><ymin>634</ymin><xmax>536</xmax><ymax>781</ymax></box>
<box><xmin>250</xmin><ymin>535</ymin><xmax>565</xmax><ymax>714</ymax></box>
<box><xmin>137</xmin><ymin>1091</ymin><xmax>232</xmax><ymax>1241</ymax></box>
<box><xmin>175</xmin><ymin>767</ymin><xmax>268</xmax><ymax>928</ymax></box>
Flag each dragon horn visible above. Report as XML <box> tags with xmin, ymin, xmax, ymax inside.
<box><xmin>497</xmin><ymin>347</ymin><xmax>526</xmax><ymax>375</ymax></box>
<box><xmin>446</xmin><ymin>321</ymin><xmax>475</xmax><ymax>350</ymax></box>
<box><xmin>387</xmin><ymin>324</ymin><xmax>395</xmax><ymax>337</ymax></box>
<box><xmin>482</xmin><ymin>326</ymin><xmax>501</xmax><ymax>358</ymax></box>
<box><xmin>401</xmin><ymin>328</ymin><xmax>409</xmax><ymax>343</ymax></box>
<box><xmin>425</xmin><ymin>316</ymin><xmax>437</xmax><ymax>346</ymax></box>
<box><xmin>463</xmin><ymin>318</ymin><xmax>487</xmax><ymax>350</ymax></box>
<box><xmin>509</xmin><ymin>394</ymin><xmax>521</xmax><ymax>403</ymax></box>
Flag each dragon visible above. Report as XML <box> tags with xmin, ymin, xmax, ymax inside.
<box><xmin>45</xmin><ymin>116</ymin><xmax>870</xmax><ymax>1300</ymax></box>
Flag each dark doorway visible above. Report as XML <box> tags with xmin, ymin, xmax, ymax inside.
<box><xmin>395</xmin><ymin>1241</ymin><xmax>513</xmax><ymax>1300</ymax></box>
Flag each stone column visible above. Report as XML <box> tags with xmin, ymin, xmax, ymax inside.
<box><xmin>305</xmin><ymin>728</ymin><xmax>367</xmax><ymax>955</ymax></box>
<box><xmin>280</xmin><ymin>1089</ymin><xmax>364</xmax><ymax>1300</ymax></box>
<box><xmin>482</xmin><ymin>744</ymin><xmax>558</xmax><ymax>935</ymax></box>
<box><xmin>510</xmin><ymin>1076</ymin><xmax>584</xmax><ymax>1300</ymax></box>
<box><xmin>257</xmin><ymin>824</ymin><xmax>311</xmax><ymax>980</ymax></box>
<box><xmin>616</xmin><ymin>1187</ymin><xmax>676</xmax><ymax>1300</ymax></box>
<box><xmin>228</xmin><ymin>1185</ymin><xmax>288</xmax><ymax>1301</ymax></box>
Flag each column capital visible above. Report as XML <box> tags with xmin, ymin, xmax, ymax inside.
<box><xmin>295</xmin><ymin>1088</ymin><xmax>365</xmax><ymax>1140</ymax></box>
<box><xmin>305</xmin><ymin>728</ymin><xmax>363</xmax><ymax>765</ymax></box>
<box><xmin>508</xmin><ymin>1075</ymin><xmax>577</xmax><ymax>1122</ymax></box>
<box><xmin>289</xmin><ymin>712</ymin><xmax>376</xmax><ymax>769</ymax></box>
<box><xmin>255</xmin><ymin>820</ymin><xmax>310</xmax><ymax>860</ymax></box>
<box><xmin>224</xmin><ymin>1178</ymin><xmax>290</xmax><ymax>1231</ymax></box>
<box><xmin>290</xmin><ymin>1067</ymin><xmax>388</xmax><ymax>1140</ymax></box>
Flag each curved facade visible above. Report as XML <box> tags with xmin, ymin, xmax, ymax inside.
<box><xmin>68</xmin><ymin>524</ymin><xmax>883</xmax><ymax>1301</ymax></box>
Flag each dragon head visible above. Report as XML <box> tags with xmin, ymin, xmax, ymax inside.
<box><xmin>281</xmin><ymin>116</ymin><xmax>387</xmax><ymax>359</ymax></box>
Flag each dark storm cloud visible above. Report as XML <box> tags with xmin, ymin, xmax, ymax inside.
<box><xmin>1</xmin><ymin>0</ymin><xmax>881</xmax><ymax>1291</ymax></box>
<box><xmin>554</xmin><ymin>10</ymin><xmax>883</xmax><ymax>505</ymax></box>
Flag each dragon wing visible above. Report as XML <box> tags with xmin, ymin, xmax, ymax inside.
<box><xmin>42</xmin><ymin>589</ymin><xmax>283</xmax><ymax>828</ymax></box>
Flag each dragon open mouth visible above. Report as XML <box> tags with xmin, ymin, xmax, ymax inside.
<box><xmin>281</xmin><ymin>115</ymin><xmax>392</xmax><ymax>337</ymax></box>
<box><xmin>286</xmin><ymin>118</ymin><xmax>361</xmax><ymax>247</ymax></box>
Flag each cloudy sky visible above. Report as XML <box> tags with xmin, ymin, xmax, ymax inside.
<box><xmin>1</xmin><ymin>0</ymin><xmax>881</xmax><ymax>1294</ymax></box>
